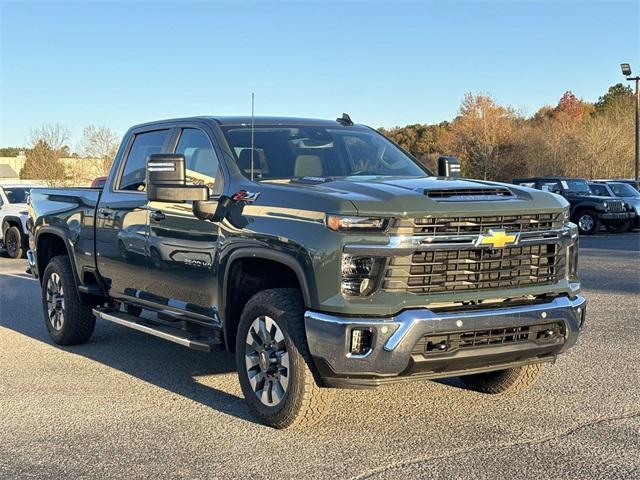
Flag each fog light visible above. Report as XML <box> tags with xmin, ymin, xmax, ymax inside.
<box><xmin>350</xmin><ymin>328</ymin><xmax>372</xmax><ymax>356</ymax></box>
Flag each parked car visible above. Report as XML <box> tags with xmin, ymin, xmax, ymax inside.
<box><xmin>512</xmin><ymin>177</ymin><xmax>636</xmax><ymax>235</ymax></box>
<box><xmin>28</xmin><ymin>116</ymin><xmax>586</xmax><ymax>428</ymax></box>
<box><xmin>593</xmin><ymin>178</ymin><xmax>639</xmax><ymax>192</ymax></box>
<box><xmin>589</xmin><ymin>181</ymin><xmax>640</xmax><ymax>231</ymax></box>
<box><xmin>90</xmin><ymin>176</ymin><xmax>108</xmax><ymax>188</ymax></box>
<box><xmin>0</xmin><ymin>182</ymin><xmax>39</xmax><ymax>258</ymax></box>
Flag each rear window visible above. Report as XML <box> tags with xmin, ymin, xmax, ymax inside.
<box><xmin>119</xmin><ymin>130</ymin><xmax>170</xmax><ymax>191</ymax></box>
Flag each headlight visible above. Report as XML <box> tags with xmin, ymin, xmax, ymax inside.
<box><xmin>326</xmin><ymin>215</ymin><xmax>389</xmax><ymax>232</ymax></box>
<box><xmin>341</xmin><ymin>254</ymin><xmax>386</xmax><ymax>296</ymax></box>
<box><xmin>602</xmin><ymin>201</ymin><xmax>608</xmax><ymax>211</ymax></box>
<box><xmin>562</xmin><ymin>207</ymin><xmax>570</xmax><ymax>224</ymax></box>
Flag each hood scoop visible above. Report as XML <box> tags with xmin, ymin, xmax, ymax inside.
<box><xmin>425</xmin><ymin>187</ymin><xmax>514</xmax><ymax>201</ymax></box>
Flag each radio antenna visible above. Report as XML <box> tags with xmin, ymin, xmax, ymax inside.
<box><xmin>250</xmin><ymin>92</ymin><xmax>255</xmax><ymax>181</ymax></box>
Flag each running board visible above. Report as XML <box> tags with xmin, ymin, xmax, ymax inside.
<box><xmin>92</xmin><ymin>308</ymin><xmax>220</xmax><ymax>352</ymax></box>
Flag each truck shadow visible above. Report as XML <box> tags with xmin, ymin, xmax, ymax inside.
<box><xmin>1</xmin><ymin>275</ymin><xmax>255</xmax><ymax>424</ymax></box>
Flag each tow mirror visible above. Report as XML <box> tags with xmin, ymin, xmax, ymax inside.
<box><xmin>193</xmin><ymin>196</ymin><xmax>231</xmax><ymax>222</ymax></box>
<box><xmin>146</xmin><ymin>154</ymin><xmax>208</xmax><ymax>202</ymax></box>
<box><xmin>437</xmin><ymin>156</ymin><xmax>461</xmax><ymax>178</ymax></box>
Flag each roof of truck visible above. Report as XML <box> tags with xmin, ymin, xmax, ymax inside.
<box><xmin>130</xmin><ymin>116</ymin><xmax>366</xmax><ymax>129</ymax></box>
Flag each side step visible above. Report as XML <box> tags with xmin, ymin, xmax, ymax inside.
<box><xmin>92</xmin><ymin>308</ymin><xmax>221</xmax><ymax>352</ymax></box>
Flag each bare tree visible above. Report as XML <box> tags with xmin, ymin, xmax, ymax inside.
<box><xmin>79</xmin><ymin>125</ymin><xmax>120</xmax><ymax>173</ymax></box>
<box><xmin>20</xmin><ymin>124</ymin><xmax>71</xmax><ymax>186</ymax></box>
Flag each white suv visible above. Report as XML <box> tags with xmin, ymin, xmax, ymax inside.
<box><xmin>0</xmin><ymin>183</ymin><xmax>39</xmax><ymax>258</ymax></box>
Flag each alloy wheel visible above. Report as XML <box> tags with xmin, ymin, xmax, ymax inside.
<box><xmin>6</xmin><ymin>231</ymin><xmax>18</xmax><ymax>257</ymax></box>
<box><xmin>244</xmin><ymin>315</ymin><xmax>290</xmax><ymax>407</ymax></box>
<box><xmin>578</xmin><ymin>214</ymin><xmax>594</xmax><ymax>232</ymax></box>
<box><xmin>46</xmin><ymin>272</ymin><xmax>65</xmax><ymax>330</ymax></box>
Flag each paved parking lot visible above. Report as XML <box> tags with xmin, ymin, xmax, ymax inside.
<box><xmin>1</xmin><ymin>233</ymin><xmax>639</xmax><ymax>479</ymax></box>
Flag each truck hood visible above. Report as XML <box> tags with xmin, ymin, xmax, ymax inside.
<box><xmin>260</xmin><ymin>176</ymin><xmax>567</xmax><ymax>216</ymax></box>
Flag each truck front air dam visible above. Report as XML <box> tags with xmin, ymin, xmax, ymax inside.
<box><xmin>304</xmin><ymin>295</ymin><xmax>586</xmax><ymax>388</ymax></box>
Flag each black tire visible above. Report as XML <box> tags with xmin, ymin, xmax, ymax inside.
<box><xmin>605</xmin><ymin>220</ymin><xmax>631</xmax><ymax>234</ymax></box>
<box><xmin>461</xmin><ymin>363</ymin><xmax>544</xmax><ymax>395</ymax></box>
<box><xmin>574</xmin><ymin>211</ymin><xmax>600</xmax><ymax>235</ymax></box>
<box><xmin>5</xmin><ymin>226</ymin><xmax>24</xmax><ymax>259</ymax></box>
<box><xmin>235</xmin><ymin>288</ymin><xmax>332</xmax><ymax>429</ymax></box>
<box><xmin>628</xmin><ymin>220</ymin><xmax>638</xmax><ymax>232</ymax></box>
<box><xmin>41</xmin><ymin>256</ymin><xmax>96</xmax><ymax>345</ymax></box>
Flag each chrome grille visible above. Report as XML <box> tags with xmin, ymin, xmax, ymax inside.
<box><xmin>385</xmin><ymin>243</ymin><xmax>565</xmax><ymax>294</ymax></box>
<box><xmin>607</xmin><ymin>200</ymin><xmax>625</xmax><ymax>213</ymax></box>
<box><xmin>410</xmin><ymin>212</ymin><xmax>564</xmax><ymax>236</ymax></box>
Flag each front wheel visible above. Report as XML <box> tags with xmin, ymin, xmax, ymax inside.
<box><xmin>605</xmin><ymin>220</ymin><xmax>631</xmax><ymax>233</ymax></box>
<box><xmin>461</xmin><ymin>363</ymin><xmax>544</xmax><ymax>395</ymax></box>
<box><xmin>41</xmin><ymin>256</ymin><xmax>96</xmax><ymax>345</ymax></box>
<box><xmin>5</xmin><ymin>226</ymin><xmax>24</xmax><ymax>259</ymax></box>
<box><xmin>236</xmin><ymin>288</ymin><xmax>332</xmax><ymax>429</ymax></box>
<box><xmin>575</xmin><ymin>211</ymin><xmax>600</xmax><ymax>235</ymax></box>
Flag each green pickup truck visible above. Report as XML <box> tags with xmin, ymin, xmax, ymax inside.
<box><xmin>27</xmin><ymin>115</ymin><xmax>586</xmax><ymax>428</ymax></box>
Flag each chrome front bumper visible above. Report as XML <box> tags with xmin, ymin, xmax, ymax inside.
<box><xmin>304</xmin><ymin>295</ymin><xmax>586</xmax><ymax>387</ymax></box>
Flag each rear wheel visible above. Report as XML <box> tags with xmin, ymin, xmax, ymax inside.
<box><xmin>575</xmin><ymin>211</ymin><xmax>600</xmax><ymax>235</ymax></box>
<box><xmin>236</xmin><ymin>288</ymin><xmax>332</xmax><ymax>429</ymax></box>
<box><xmin>5</xmin><ymin>226</ymin><xmax>24</xmax><ymax>259</ymax></box>
<box><xmin>461</xmin><ymin>363</ymin><xmax>544</xmax><ymax>395</ymax></box>
<box><xmin>605</xmin><ymin>220</ymin><xmax>631</xmax><ymax>233</ymax></box>
<box><xmin>41</xmin><ymin>256</ymin><xmax>96</xmax><ymax>345</ymax></box>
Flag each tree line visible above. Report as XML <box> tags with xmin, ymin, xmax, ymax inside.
<box><xmin>379</xmin><ymin>83</ymin><xmax>635</xmax><ymax>181</ymax></box>
<box><xmin>2</xmin><ymin>83</ymin><xmax>634</xmax><ymax>185</ymax></box>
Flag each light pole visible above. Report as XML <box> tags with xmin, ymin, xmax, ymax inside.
<box><xmin>621</xmin><ymin>63</ymin><xmax>640</xmax><ymax>181</ymax></box>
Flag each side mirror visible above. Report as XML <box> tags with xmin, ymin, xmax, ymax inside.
<box><xmin>146</xmin><ymin>154</ymin><xmax>208</xmax><ymax>202</ymax></box>
<box><xmin>437</xmin><ymin>156</ymin><xmax>461</xmax><ymax>178</ymax></box>
<box><xmin>193</xmin><ymin>196</ymin><xmax>232</xmax><ymax>222</ymax></box>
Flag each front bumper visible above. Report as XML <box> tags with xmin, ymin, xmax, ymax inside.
<box><xmin>305</xmin><ymin>295</ymin><xmax>586</xmax><ymax>388</ymax></box>
<box><xmin>599</xmin><ymin>212</ymin><xmax>635</xmax><ymax>221</ymax></box>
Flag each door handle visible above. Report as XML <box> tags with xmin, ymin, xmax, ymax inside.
<box><xmin>151</xmin><ymin>211</ymin><xmax>166</xmax><ymax>222</ymax></box>
<box><xmin>98</xmin><ymin>207</ymin><xmax>113</xmax><ymax>218</ymax></box>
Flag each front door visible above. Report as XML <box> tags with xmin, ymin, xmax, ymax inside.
<box><xmin>96</xmin><ymin>128</ymin><xmax>172</xmax><ymax>301</ymax></box>
<box><xmin>145</xmin><ymin>126</ymin><xmax>223</xmax><ymax>323</ymax></box>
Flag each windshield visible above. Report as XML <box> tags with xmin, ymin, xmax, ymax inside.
<box><xmin>221</xmin><ymin>126</ymin><xmax>429</xmax><ymax>180</ymax></box>
<box><xmin>3</xmin><ymin>188</ymin><xmax>29</xmax><ymax>204</ymax></box>
<box><xmin>609</xmin><ymin>183</ymin><xmax>640</xmax><ymax>197</ymax></box>
<box><xmin>561</xmin><ymin>180</ymin><xmax>591</xmax><ymax>194</ymax></box>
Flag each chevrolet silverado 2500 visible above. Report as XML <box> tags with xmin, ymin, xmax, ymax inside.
<box><xmin>28</xmin><ymin>116</ymin><xmax>586</xmax><ymax>428</ymax></box>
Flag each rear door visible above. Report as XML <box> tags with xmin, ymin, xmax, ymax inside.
<box><xmin>96</xmin><ymin>127</ymin><xmax>173</xmax><ymax>301</ymax></box>
<box><xmin>144</xmin><ymin>124</ymin><xmax>223</xmax><ymax>323</ymax></box>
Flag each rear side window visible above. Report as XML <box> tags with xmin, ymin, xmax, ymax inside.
<box><xmin>119</xmin><ymin>130</ymin><xmax>170</xmax><ymax>191</ymax></box>
<box><xmin>175</xmin><ymin>128</ymin><xmax>219</xmax><ymax>190</ymax></box>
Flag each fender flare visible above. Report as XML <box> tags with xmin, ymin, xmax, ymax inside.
<box><xmin>221</xmin><ymin>247</ymin><xmax>314</xmax><ymax>348</ymax></box>
<box><xmin>1</xmin><ymin>215</ymin><xmax>26</xmax><ymax>237</ymax></box>
<box><xmin>34</xmin><ymin>226</ymin><xmax>82</xmax><ymax>289</ymax></box>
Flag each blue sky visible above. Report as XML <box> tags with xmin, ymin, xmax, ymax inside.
<box><xmin>1</xmin><ymin>0</ymin><xmax>638</xmax><ymax>147</ymax></box>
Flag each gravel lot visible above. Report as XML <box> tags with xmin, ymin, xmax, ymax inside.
<box><xmin>1</xmin><ymin>233</ymin><xmax>639</xmax><ymax>479</ymax></box>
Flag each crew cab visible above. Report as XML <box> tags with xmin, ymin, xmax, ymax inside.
<box><xmin>0</xmin><ymin>182</ymin><xmax>40</xmax><ymax>258</ymax></box>
<box><xmin>28</xmin><ymin>116</ymin><xmax>586</xmax><ymax>428</ymax></box>
<box><xmin>512</xmin><ymin>177</ymin><xmax>636</xmax><ymax>235</ymax></box>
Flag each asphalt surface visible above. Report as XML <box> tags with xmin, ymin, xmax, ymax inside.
<box><xmin>0</xmin><ymin>233</ymin><xmax>639</xmax><ymax>479</ymax></box>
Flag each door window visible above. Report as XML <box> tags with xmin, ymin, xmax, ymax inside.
<box><xmin>118</xmin><ymin>130</ymin><xmax>170</xmax><ymax>191</ymax></box>
<box><xmin>175</xmin><ymin>128</ymin><xmax>220</xmax><ymax>191</ymax></box>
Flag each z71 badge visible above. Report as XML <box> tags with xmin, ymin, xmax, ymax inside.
<box><xmin>231</xmin><ymin>190</ymin><xmax>260</xmax><ymax>202</ymax></box>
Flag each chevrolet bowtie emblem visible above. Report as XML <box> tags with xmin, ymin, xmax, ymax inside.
<box><xmin>476</xmin><ymin>229</ymin><xmax>519</xmax><ymax>248</ymax></box>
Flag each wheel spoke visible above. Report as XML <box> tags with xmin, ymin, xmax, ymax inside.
<box><xmin>272</xmin><ymin>379</ymin><xmax>285</xmax><ymax>403</ymax></box>
<box><xmin>248</xmin><ymin>369</ymin><xmax>264</xmax><ymax>391</ymax></box>
<box><xmin>258</xmin><ymin>317</ymin><xmax>269</xmax><ymax>344</ymax></box>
